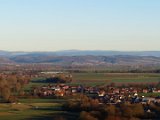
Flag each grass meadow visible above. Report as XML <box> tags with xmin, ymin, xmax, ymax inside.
<box><xmin>72</xmin><ymin>73</ymin><xmax>160</xmax><ymax>86</ymax></box>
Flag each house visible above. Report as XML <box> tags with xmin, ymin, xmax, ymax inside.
<box><xmin>143</xmin><ymin>89</ymin><xmax>148</xmax><ymax>93</ymax></box>
<box><xmin>55</xmin><ymin>90</ymin><xmax>65</xmax><ymax>97</ymax></box>
<box><xmin>71</xmin><ymin>86</ymin><xmax>77</xmax><ymax>93</ymax></box>
<box><xmin>113</xmin><ymin>89</ymin><xmax>120</xmax><ymax>94</ymax></box>
<box><xmin>98</xmin><ymin>90</ymin><xmax>105</xmax><ymax>97</ymax></box>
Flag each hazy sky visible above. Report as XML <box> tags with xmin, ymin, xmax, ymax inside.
<box><xmin>0</xmin><ymin>0</ymin><xmax>160</xmax><ymax>51</ymax></box>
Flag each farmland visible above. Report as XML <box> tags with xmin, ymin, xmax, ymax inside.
<box><xmin>0</xmin><ymin>102</ymin><xmax>78</xmax><ymax>120</ymax></box>
<box><xmin>25</xmin><ymin>73</ymin><xmax>160</xmax><ymax>87</ymax></box>
<box><xmin>1</xmin><ymin>72</ymin><xmax>160</xmax><ymax>120</ymax></box>
<box><xmin>72</xmin><ymin>72</ymin><xmax>160</xmax><ymax>85</ymax></box>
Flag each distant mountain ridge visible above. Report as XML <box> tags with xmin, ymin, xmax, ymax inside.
<box><xmin>0</xmin><ymin>50</ymin><xmax>160</xmax><ymax>57</ymax></box>
<box><xmin>10</xmin><ymin>55</ymin><xmax>160</xmax><ymax>65</ymax></box>
<box><xmin>0</xmin><ymin>50</ymin><xmax>160</xmax><ymax>65</ymax></box>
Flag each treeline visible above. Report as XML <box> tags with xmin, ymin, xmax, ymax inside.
<box><xmin>45</xmin><ymin>76</ymin><xmax>72</xmax><ymax>83</ymax></box>
<box><xmin>66</xmin><ymin>69</ymin><xmax>160</xmax><ymax>73</ymax></box>
<box><xmin>0</xmin><ymin>73</ymin><xmax>31</xmax><ymax>102</ymax></box>
<box><xmin>62</xmin><ymin>94</ymin><xmax>160</xmax><ymax>120</ymax></box>
<box><xmin>32</xmin><ymin>74</ymin><xmax>72</xmax><ymax>83</ymax></box>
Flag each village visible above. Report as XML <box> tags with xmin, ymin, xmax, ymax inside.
<box><xmin>31</xmin><ymin>83</ymin><xmax>160</xmax><ymax>105</ymax></box>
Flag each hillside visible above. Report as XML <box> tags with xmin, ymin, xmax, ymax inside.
<box><xmin>0</xmin><ymin>57</ymin><xmax>14</xmax><ymax>64</ymax></box>
<box><xmin>0</xmin><ymin>50</ymin><xmax>160</xmax><ymax>66</ymax></box>
<box><xmin>9</xmin><ymin>55</ymin><xmax>160</xmax><ymax>66</ymax></box>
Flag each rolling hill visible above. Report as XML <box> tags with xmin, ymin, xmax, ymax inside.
<box><xmin>0</xmin><ymin>50</ymin><xmax>160</xmax><ymax>66</ymax></box>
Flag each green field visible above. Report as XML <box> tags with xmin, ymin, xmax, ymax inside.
<box><xmin>139</xmin><ymin>92</ymin><xmax>160</xmax><ymax>97</ymax></box>
<box><xmin>0</xmin><ymin>101</ymin><xmax>78</xmax><ymax>120</ymax></box>
<box><xmin>24</xmin><ymin>73</ymin><xmax>160</xmax><ymax>87</ymax></box>
<box><xmin>72</xmin><ymin>73</ymin><xmax>160</xmax><ymax>81</ymax></box>
<box><xmin>0</xmin><ymin>103</ymin><xmax>60</xmax><ymax>120</ymax></box>
<box><xmin>72</xmin><ymin>73</ymin><xmax>160</xmax><ymax>85</ymax></box>
<box><xmin>19</xmin><ymin>98</ymin><xmax>66</xmax><ymax>103</ymax></box>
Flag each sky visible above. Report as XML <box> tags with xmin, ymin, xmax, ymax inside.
<box><xmin>0</xmin><ymin>0</ymin><xmax>160</xmax><ymax>51</ymax></box>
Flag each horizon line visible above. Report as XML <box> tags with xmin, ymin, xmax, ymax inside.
<box><xmin>1</xmin><ymin>49</ymin><xmax>160</xmax><ymax>52</ymax></box>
